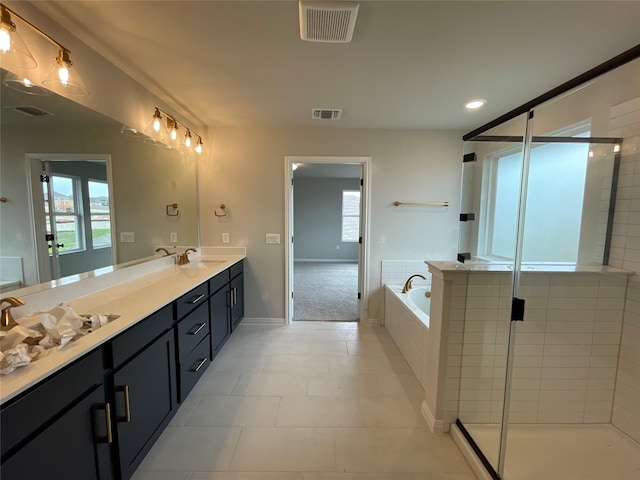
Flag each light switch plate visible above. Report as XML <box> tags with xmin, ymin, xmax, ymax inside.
<box><xmin>222</xmin><ymin>233</ymin><xmax>230</xmax><ymax>244</ymax></box>
<box><xmin>170</xmin><ymin>232</ymin><xmax>178</xmax><ymax>243</ymax></box>
<box><xmin>266</xmin><ymin>233</ymin><xmax>281</xmax><ymax>244</ymax></box>
<box><xmin>120</xmin><ymin>232</ymin><xmax>135</xmax><ymax>243</ymax></box>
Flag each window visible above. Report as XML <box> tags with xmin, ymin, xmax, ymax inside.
<box><xmin>88</xmin><ymin>180</ymin><xmax>112</xmax><ymax>248</ymax></box>
<box><xmin>482</xmin><ymin>133</ymin><xmax>589</xmax><ymax>263</ymax></box>
<box><xmin>44</xmin><ymin>175</ymin><xmax>83</xmax><ymax>253</ymax></box>
<box><xmin>342</xmin><ymin>190</ymin><xmax>360</xmax><ymax>242</ymax></box>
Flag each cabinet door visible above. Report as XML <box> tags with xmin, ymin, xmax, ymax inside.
<box><xmin>210</xmin><ymin>285</ymin><xmax>230</xmax><ymax>357</ymax></box>
<box><xmin>112</xmin><ymin>330</ymin><xmax>176</xmax><ymax>480</ymax></box>
<box><xmin>1</xmin><ymin>386</ymin><xmax>113</xmax><ymax>480</ymax></box>
<box><xmin>230</xmin><ymin>273</ymin><xmax>244</xmax><ymax>331</ymax></box>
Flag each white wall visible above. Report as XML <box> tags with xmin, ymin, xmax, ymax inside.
<box><xmin>198</xmin><ymin>127</ymin><xmax>463</xmax><ymax>322</ymax></box>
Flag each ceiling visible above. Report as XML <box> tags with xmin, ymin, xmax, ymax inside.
<box><xmin>32</xmin><ymin>1</ymin><xmax>640</xmax><ymax>131</ymax></box>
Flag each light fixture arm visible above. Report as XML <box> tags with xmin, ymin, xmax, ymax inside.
<box><xmin>0</xmin><ymin>3</ymin><xmax>71</xmax><ymax>55</ymax></box>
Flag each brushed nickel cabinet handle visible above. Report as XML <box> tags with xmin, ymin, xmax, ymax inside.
<box><xmin>188</xmin><ymin>294</ymin><xmax>206</xmax><ymax>304</ymax></box>
<box><xmin>192</xmin><ymin>358</ymin><xmax>207</xmax><ymax>372</ymax></box>
<box><xmin>189</xmin><ymin>322</ymin><xmax>206</xmax><ymax>335</ymax></box>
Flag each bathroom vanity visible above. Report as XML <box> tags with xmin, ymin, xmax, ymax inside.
<box><xmin>0</xmin><ymin>254</ymin><xmax>245</xmax><ymax>480</ymax></box>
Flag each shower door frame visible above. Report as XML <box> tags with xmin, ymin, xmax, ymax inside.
<box><xmin>458</xmin><ymin>43</ymin><xmax>640</xmax><ymax>480</ymax></box>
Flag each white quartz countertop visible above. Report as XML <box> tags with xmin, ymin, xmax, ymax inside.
<box><xmin>0</xmin><ymin>254</ymin><xmax>245</xmax><ymax>405</ymax></box>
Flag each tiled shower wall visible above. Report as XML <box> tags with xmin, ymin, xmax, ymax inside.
<box><xmin>608</xmin><ymin>100</ymin><xmax>640</xmax><ymax>442</ymax></box>
<box><xmin>451</xmin><ymin>271</ymin><xmax>629</xmax><ymax>426</ymax></box>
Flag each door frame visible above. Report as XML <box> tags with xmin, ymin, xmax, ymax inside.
<box><xmin>26</xmin><ymin>153</ymin><xmax>116</xmax><ymax>283</ymax></box>
<box><xmin>284</xmin><ymin>156</ymin><xmax>371</xmax><ymax>325</ymax></box>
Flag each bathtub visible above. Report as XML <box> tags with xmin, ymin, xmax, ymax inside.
<box><xmin>384</xmin><ymin>284</ymin><xmax>430</xmax><ymax>398</ymax></box>
<box><xmin>385</xmin><ymin>285</ymin><xmax>430</xmax><ymax>328</ymax></box>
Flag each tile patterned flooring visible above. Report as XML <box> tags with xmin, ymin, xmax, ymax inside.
<box><xmin>132</xmin><ymin>322</ymin><xmax>477</xmax><ymax>480</ymax></box>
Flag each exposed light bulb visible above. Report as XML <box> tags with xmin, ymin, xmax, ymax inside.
<box><xmin>195</xmin><ymin>138</ymin><xmax>203</xmax><ymax>154</ymax></box>
<box><xmin>0</xmin><ymin>26</ymin><xmax>10</xmax><ymax>53</ymax></box>
<box><xmin>58</xmin><ymin>65</ymin><xmax>69</xmax><ymax>85</ymax></box>
<box><xmin>152</xmin><ymin>108</ymin><xmax>162</xmax><ymax>132</ymax></box>
<box><xmin>184</xmin><ymin>130</ymin><xmax>192</xmax><ymax>148</ymax></box>
<box><xmin>170</xmin><ymin>127</ymin><xmax>177</xmax><ymax>141</ymax></box>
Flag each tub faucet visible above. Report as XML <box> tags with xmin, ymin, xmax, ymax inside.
<box><xmin>177</xmin><ymin>248</ymin><xmax>197</xmax><ymax>265</ymax></box>
<box><xmin>402</xmin><ymin>274</ymin><xmax>426</xmax><ymax>294</ymax></box>
<box><xmin>0</xmin><ymin>297</ymin><xmax>25</xmax><ymax>330</ymax></box>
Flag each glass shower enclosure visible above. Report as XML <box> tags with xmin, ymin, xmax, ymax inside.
<box><xmin>456</xmin><ymin>55</ymin><xmax>640</xmax><ymax>480</ymax></box>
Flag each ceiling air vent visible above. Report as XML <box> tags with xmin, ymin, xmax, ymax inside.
<box><xmin>312</xmin><ymin>109</ymin><xmax>342</xmax><ymax>120</ymax></box>
<box><xmin>299</xmin><ymin>1</ymin><xmax>359</xmax><ymax>43</ymax></box>
<box><xmin>4</xmin><ymin>105</ymin><xmax>54</xmax><ymax>117</ymax></box>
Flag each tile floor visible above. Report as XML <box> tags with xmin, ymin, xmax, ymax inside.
<box><xmin>132</xmin><ymin>322</ymin><xmax>477</xmax><ymax>480</ymax></box>
<box><xmin>466</xmin><ymin>423</ymin><xmax>640</xmax><ymax>480</ymax></box>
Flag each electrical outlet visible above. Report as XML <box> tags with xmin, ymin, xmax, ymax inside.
<box><xmin>170</xmin><ymin>232</ymin><xmax>178</xmax><ymax>243</ymax></box>
<box><xmin>266</xmin><ymin>233</ymin><xmax>280</xmax><ymax>244</ymax></box>
<box><xmin>222</xmin><ymin>232</ymin><xmax>230</xmax><ymax>244</ymax></box>
<box><xmin>120</xmin><ymin>232</ymin><xmax>135</xmax><ymax>243</ymax></box>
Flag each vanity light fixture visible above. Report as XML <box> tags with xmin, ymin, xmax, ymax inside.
<box><xmin>144</xmin><ymin>107</ymin><xmax>169</xmax><ymax>144</ymax></box>
<box><xmin>42</xmin><ymin>48</ymin><xmax>88</xmax><ymax>96</ymax></box>
<box><xmin>0</xmin><ymin>4</ymin><xmax>37</xmax><ymax>70</ymax></box>
<box><xmin>465</xmin><ymin>99</ymin><xmax>486</xmax><ymax>110</ymax></box>
<box><xmin>145</xmin><ymin>107</ymin><xmax>204</xmax><ymax>155</ymax></box>
<box><xmin>0</xmin><ymin>3</ymin><xmax>88</xmax><ymax>96</ymax></box>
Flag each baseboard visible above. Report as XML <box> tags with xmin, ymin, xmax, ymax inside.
<box><xmin>242</xmin><ymin>317</ymin><xmax>286</xmax><ymax>325</ymax></box>
<box><xmin>360</xmin><ymin>316</ymin><xmax>381</xmax><ymax>326</ymax></box>
<box><xmin>450</xmin><ymin>423</ymin><xmax>495</xmax><ymax>480</ymax></box>
<box><xmin>421</xmin><ymin>400</ymin><xmax>446</xmax><ymax>434</ymax></box>
<box><xmin>294</xmin><ymin>259</ymin><xmax>358</xmax><ymax>263</ymax></box>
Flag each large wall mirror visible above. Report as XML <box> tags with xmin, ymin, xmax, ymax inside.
<box><xmin>1</xmin><ymin>68</ymin><xmax>199</xmax><ymax>291</ymax></box>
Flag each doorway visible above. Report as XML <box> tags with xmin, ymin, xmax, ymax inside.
<box><xmin>28</xmin><ymin>154</ymin><xmax>115</xmax><ymax>283</ymax></box>
<box><xmin>284</xmin><ymin>156</ymin><xmax>371</xmax><ymax>324</ymax></box>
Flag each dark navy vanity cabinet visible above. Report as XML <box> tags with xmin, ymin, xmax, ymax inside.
<box><xmin>0</xmin><ymin>259</ymin><xmax>244</xmax><ymax>480</ymax></box>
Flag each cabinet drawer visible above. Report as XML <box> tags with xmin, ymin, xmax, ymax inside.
<box><xmin>111</xmin><ymin>304</ymin><xmax>173</xmax><ymax>369</ymax></box>
<box><xmin>179</xmin><ymin>335</ymin><xmax>210</xmax><ymax>401</ymax></box>
<box><xmin>175</xmin><ymin>282</ymin><xmax>209</xmax><ymax>320</ymax></box>
<box><xmin>1</xmin><ymin>348</ymin><xmax>103</xmax><ymax>459</ymax></box>
<box><xmin>230</xmin><ymin>259</ymin><xmax>243</xmax><ymax>279</ymax></box>
<box><xmin>177</xmin><ymin>301</ymin><xmax>210</xmax><ymax>359</ymax></box>
<box><xmin>209</xmin><ymin>270</ymin><xmax>229</xmax><ymax>294</ymax></box>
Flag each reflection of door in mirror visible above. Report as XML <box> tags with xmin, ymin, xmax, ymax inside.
<box><xmin>28</xmin><ymin>156</ymin><xmax>115</xmax><ymax>284</ymax></box>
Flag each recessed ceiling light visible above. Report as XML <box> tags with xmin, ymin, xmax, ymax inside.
<box><xmin>465</xmin><ymin>99</ymin><xmax>486</xmax><ymax>110</ymax></box>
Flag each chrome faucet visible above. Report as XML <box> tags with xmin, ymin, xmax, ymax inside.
<box><xmin>402</xmin><ymin>274</ymin><xmax>426</xmax><ymax>294</ymax></box>
<box><xmin>155</xmin><ymin>247</ymin><xmax>171</xmax><ymax>256</ymax></box>
<box><xmin>1</xmin><ymin>297</ymin><xmax>25</xmax><ymax>330</ymax></box>
<box><xmin>177</xmin><ymin>248</ymin><xmax>197</xmax><ymax>265</ymax></box>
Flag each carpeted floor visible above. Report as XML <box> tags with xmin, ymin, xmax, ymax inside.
<box><xmin>293</xmin><ymin>262</ymin><xmax>359</xmax><ymax>321</ymax></box>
